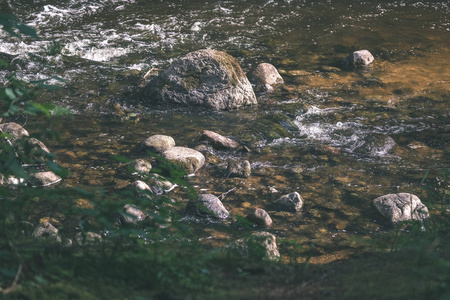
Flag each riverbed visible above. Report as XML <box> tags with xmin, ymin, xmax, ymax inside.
<box><xmin>1</xmin><ymin>0</ymin><xmax>449</xmax><ymax>262</ymax></box>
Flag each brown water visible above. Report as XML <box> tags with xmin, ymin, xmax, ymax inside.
<box><xmin>1</xmin><ymin>0</ymin><xmax>449</xmax><ymax>262</ymax></box>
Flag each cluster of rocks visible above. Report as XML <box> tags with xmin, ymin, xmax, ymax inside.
<box><xmin>0</xmin><ymin>122</ymin><xmax>62</xmax><ymax>187</ymax></box>
<box><xmin>142</xmin><ymin>48</ymin><xmax>376</xmax><ymax>111</ymax></box>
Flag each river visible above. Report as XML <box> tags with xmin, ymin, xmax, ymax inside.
<box><xmin>1</xmin><ymin>0</ymin><xmax>449</xmax><ymax>262</ymax></box>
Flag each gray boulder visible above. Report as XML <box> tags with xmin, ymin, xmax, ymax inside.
<box><xmin>226</xmin><ymin>159</ymin><xmax>251</xmax><ymax>178</ymax></box>
<box><xmin>227</xmin><ymin>231</ymin><xmax>280</xmax><ymax>261</ymax></box>
<box><xmin>74</xmin><ymin>232</ymin><xmax>102</xmax><ymax>246</ymax></box>
<box><xmin>142</xmin><ymin>135</ymin><xmax>175</xmax><ymax>153</ymax></box>
<box><xmin>249</xmin><ymin>63</ymin><xmax>284</xmax><ymax>92</ymax></box>
<box><xmin>246</xmin><ymin>208</ymin><xmax>273</xmax><ymax>227</ymax></box>
<box><xmin>345</xmin><ymin>50</ymin><xmax>374</xmax><ymax>69</ymax></box>
<box><xmin>144</xmin><ymin>49</ymin><xmax>257</xmax><ymax>110</ymax></box>
<box><xmin>119</xmin><ymin>204</ymin><xmax>147</xmax><ymax>224</ymax></box>
<box><xmin>274</xmin><ymin>192</ymin><xmax>303</xmax><ymax>212</ymax></box>
<box><xmin>0</xmin><ymin>122</ymin><xmax>29</xmax><ymax>141</ymax></box>
<box><xmin>32</xmin><ymin>221</ymin><xmax>61</xmax><ymax>243</ymax></box>
<box><xmin>187</xmin><ymin>193</ymin><xmax>229</xmax><ymax>219</ymax></box>
<box><xmin>373</xmin><ymin>193</ymin><xmax>429</xmax><ymax>223</ymax></box>
<box><xmin>128</xmin><ymin>158</ymin><xmax>152</xmax><ymax>174</ymax></box>
<box><xmin>28</xmin><ymin>171</ymin><xmax>62</xmax><ymax>187</ymax></box>
<box><xmin>163</xmin><ymin>146</ymin><xmax>205</xmax><ymax>174</ymax></box>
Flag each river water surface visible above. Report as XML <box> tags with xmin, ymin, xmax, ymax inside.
<box><xmin>1</xmin><ymin>0</ymin><xmax>449</xmax><ymax>262</ymax></box>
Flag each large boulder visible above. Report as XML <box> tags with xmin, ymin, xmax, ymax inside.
<box><xmin>187</xmin><ymin>193</ymin><xmax>229</xmax><ymax>219</ymax></box>
<box><xmin>144</xmin><ymin>49</ymin><xmax>257</xmax><ymax>110</ymax></box>
<box><xmin>162</xmin><ymin>146</ymin><xmax>205</xmax><ymax>174</ymax></box>
<box><xmin>373</xmin><ymin>193</ymin><xmax>429</xmax><ymax>223</ymax></box>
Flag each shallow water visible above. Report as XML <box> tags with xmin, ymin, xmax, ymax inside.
<box><xmin>1</xmin><ymin>0</ymin><xmax>449</xmax><ymax>262</ymax></box>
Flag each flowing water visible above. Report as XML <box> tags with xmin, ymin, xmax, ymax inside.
<box><xmin>1</xmin><ymin>0</ymin><xmax>449</xmax><ymax>262</ymax></box>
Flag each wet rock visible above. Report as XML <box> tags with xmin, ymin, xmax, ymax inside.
<box><xmin>74</xmin><ymin>232</ymin><xmax>102</xmax><ymax>246</ymax></box>
<box><xmin>373</xmin><ymin>193</ymin><xmax>429</xmax><ymax>223</ymax></box>
<box><xmin>119</xmin><ymin>204</ymin><xmax>146</xmax><ymax>224</ymax></box>
<box><xmin>32</xmin><ymin>221</ymin><xmax>62</xmax><ymax>243</ymax></box>
<box><xmin>226</xmin><ymin>159</ymin><xmax>251</xmax><ymax>178</ymax></box>
<box><xmin>146</xmin><ymin>173</ymin><xmax>177</xmax><ymax>193</ymax></box>
<box><xmin>202</xmin><ymin>130</ymin><xmax>239</xmax><ymax>149</ymax></box>
<box><xmin>142</xmin><ymin>134</ymin><xmax>175</xmax><ymax>153</ymax></box>
<box><xmin>0</xmin><ymin>174</ymin><xmax>25</xmax><ymax>186</ymax></box>
<box><xmin>352</xmin><ymin>133</ymin><xmax>397</xmax><ymax>157</ymax></box>
<box><xmin>344</xmin><ymin>50</ymin><xmax>374</xmax><ymax>69</ymax></box>
<box><xmin>0</xmin><ymin>122</ymin><xmax>29</xmax><ymax>141</ymax></box>
<box><xmin>226</xmin><ymin>231</ymin><xmax>280</xmax><ymax>261</ymax></box>
<box><xmin>249</xmin><ymin>63</ymin><xmax>284</xmax><ymax>92</ymax></box>
<box><xmin>144</xmin><ymin>49</ymin><xmax>257</xmax><ymax>110</ymax></box>
<box><xmin>274</xmin><ymin>192</ymin><xmax>303</xmax><ymax>212</ymax></box>
<box><xmin>130</xmin><ymin>180</ymin><xmax>154</xmax><ymax>194</ymax></box>
<box><xmin>162</xmin><ymin>146</ymin><xmax>205</xmax><ymax>174</ymax></box>
<box><xmin>128</xmin><ymin>158</ymin><xmax>152</xmax><ymax>174</ymax></box>
<box><xmin>246</xmin><ymin>208</ymin><xmax>272</xmax><ymax>227</ymax></box>
<box><xmin>186</xmin><ymin>194</ymin><xmax>229</xmax><ymax>219</ymax></box>
<box><xmin>28</xmin><ymin>171</ymin><xmax>62</xmax><ymax>187</ymax></box>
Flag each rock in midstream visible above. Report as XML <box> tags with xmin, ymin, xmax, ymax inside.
<box><xmin>186</xmin><ymin>194</ymin><xmax>229</xmax><ymax>219</ymax></box>
<box><xmin>202</xmin><ymin>130</ymin><xmax>239</xmax><ymax>149</ymax></box>
<box><xmin>373</xmin><ymin>193</ymin><xmax>430</xmax><ymax>223</ymax></box>
<box><xmin>344</xmin><ymin>50</ymin><xmax>374</xmax><ymax>69</ymax></box>
<box><xmin>119</xmin><ymin>204</ymin><xmax>147</xmax><ymax>224</ymax></box>
<box><xmin>274</xmin><ymin>192</ymin><xmax>304</xmax><ymax>212</ymax></box>
<box><xmin>74</xmin><ymin>232</ymin><xmax>102</xmax><ymax>246</ymax></box>
<box><xmin>0</xmin><ymin>122</ymin><xmax>29</xmax><ymax>141</ymax></box>
<box><xmin>226</xmin><ymin>159</ymin><xmax>251</xmax><ymax>178</ymax></box>
<box><xmin>226</xmin><ymin>231</ymin><xmax>280</xmax><ymax>261</ymax></box>
<box><xmin>246</xmin><ymin>208</ymin><xmax>273</xmax><ymax>227</ymax></box>
<box><xmin>162</xmin><ymin>146</ymin><xmax>205</xmax><ymax>174</ymax></box>
<box><xmin>128</xmin><ymin>158</ymin><xmax>152</xmax><ymax>174</ymax></box>
<box><xmin>28</xmin><ymin>171</ymin><xmax>62</xmax><ymax>187</ymax></box>
<box><xmin>249</xmin><ymin>62</ymin><xmax>284</xmax><ymax>92</ymax></box>
<box><xmin>32</xmin><ymin>221</ymin><xmax>62</xmax><ymax>243</ymax></box>
<box><xmin>141</xmin><ymin>135</ymin><xmax>175</xmax><ymax>153</ymax></box>
<box><xmin>144</xmin><ymin>49</ymin><xmax>257</xmax><ymax>110</ymax></box>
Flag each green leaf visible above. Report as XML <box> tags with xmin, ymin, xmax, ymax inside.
<box><xmin>5</xmin><ymin>87</ymin><xmax>16</xmax><ymax>100</ymax></box>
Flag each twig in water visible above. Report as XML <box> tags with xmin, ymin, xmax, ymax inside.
<box><xmin>219</xmin><ymin>187</ymin><xmax>237</xmax><ymax>201</ymax></box>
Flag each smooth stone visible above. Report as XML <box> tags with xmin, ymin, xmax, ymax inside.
<box><xmin>163</xmin><ymin>146</ymin><xmax>205</xmax><ymax>174</ymax></box>
<box><xmin>246</xmin><ymin>208</ymin><xmax>273</xmax><ymax>227</ymax></box>
<box><xmin>345</xmin><ymin>50</ymin><xmax>374</xmax><ymax>69</ymax></box>
<box><xmin>142</xmin><ymin>135</ymin><xmax>175</xmax><ymax>153</ymax></box>
<box><xmin>32</xmin><ymin>221</ymin><xmax>61</xmax><ymax>243</ymax></box>
<box><xmin>249</xmin><ymin>63</ymin><xmax>284</xmax><ymax>92</ymax></box>
<box><xmin>119</xmin><ymin>204</ymin><xmax>147</xmax><ymax>224</ymax></box>
<box><xmin>373</xmin><ymin>193</ymin><xmax>429</xmax><ymax>223</ymax></box>
<box><xmin>144</xmin><ymin>49</ymin><xmax>257</xmax><ymax>110</ymax></box>
<box><xmin>74</xmin><ymin>232</ymin><xmax>102</xmax><ymax>246</ymax></box>
<box><xmin>202</xmin><ymin>130</ymin><xmax>239</xmax><ymax>149</ymax></box>
<box><xmin>0</xmin><ymin>122</ymin><xmax>29</xmax><ymax>141</ymax></box>
<box><xmin>28</xmin><ymin>171</ymin><xmax>62</xmax><ymax>187</ymax></box>
<box><xmin>128</xmin><ymin>158</ymin><xmax>152</xmax><ymax>174</ymax></box>
<box><xmin>227</xmin><ymin>231</ymin><xmax>280</xmax><ymax>261</ymax></box>
<box><xmin>274</xmin><ymin>192</ymin><xmax>303</xmax><ymax>212</ymax></box>
<box><xmin>226</xmin><ymin>159</ymin><xmax>251</xmax><ymax>178</ymax></box>
<box><xmin>187</xmin><ymin>194</ymin><xmax>229</xmax><ymax>219</ymax></box>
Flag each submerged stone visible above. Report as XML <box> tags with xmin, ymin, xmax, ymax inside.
<box><xmin>144</xmin><ymin>49</ymin><xmax>257</xmax><ymax>110</ymax></box>
<box><xmin>373</xmin><ymin>193</ymin><xmax>429</xmax><ymax>223</ymax></box>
